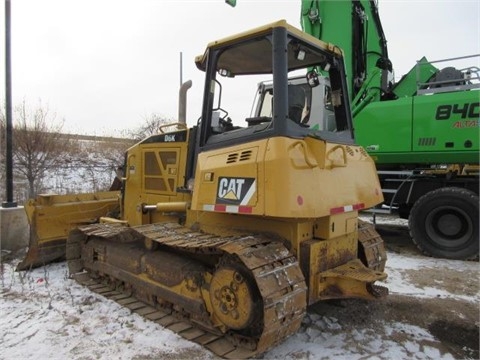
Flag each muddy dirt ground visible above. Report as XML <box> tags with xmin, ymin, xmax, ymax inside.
<box><xmin>340</xmin><ymin>222</ymin><xmax>479</xmax><ymax>360</ymax></box>
<box><xmin>1</xmin><ymin>219</ymin><xmax>479</xmax><ymax>360</ymax></box>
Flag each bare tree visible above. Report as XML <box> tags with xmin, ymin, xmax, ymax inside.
<box><xmin>128</xmin><ymin>113</ymin><xmax>175</xmax><ymax>140</ymax></box>
<box><xmin>75</xmin><ymin>136</ymin><xmax>135</xmax><ymax>192</ymax></box>
<box><xmin>2</xmin><ymin>100</ymin><xmax>72</xmax><ymax>199</ymax></box>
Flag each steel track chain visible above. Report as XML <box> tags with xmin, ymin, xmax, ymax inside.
<box><xmin>67</xmin><ymin>222</ymin><xmax>307</xmax><ymax>358</ymax></box>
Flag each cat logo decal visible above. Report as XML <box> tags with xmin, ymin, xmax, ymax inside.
<box><xmin>216</xmin><ymin>177</ymin><xmax>256</xmax><ymax>205</ymax></box>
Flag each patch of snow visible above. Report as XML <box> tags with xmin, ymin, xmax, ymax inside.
<box><xmin>385</xmin><ymin>252</ymin><xmax>480</xmax><ymax>303</ymax></box>
<box><xmin>1</xmin><ymin>262</ymin><xmax>209</xmax><ymax>360</ymax></box>
<box><xmin>1</xmin><ymin>246</ymin><xmax>478</xmax><ymax>359</ymax></box>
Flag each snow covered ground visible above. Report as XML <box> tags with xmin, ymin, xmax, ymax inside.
<box><xmin>1</xmin><ymin>230</ymin><xmax>479</xmax><ymax>360</ymax></box>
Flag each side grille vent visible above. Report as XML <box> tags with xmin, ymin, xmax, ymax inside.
<box><xmin>239</xmin><ymin>150</ymin><xmax>252</xmax><ymax>161</ymax></box>
<box><xmin>226</xmin><ymin>153</ymin><xmax>238</xmax><ymax>163</ymax></box>
<box><xmin>226</xmin><ymin>150</ymin><xmax>252</xmax><ymax>164</ymax></box>
<box><xmin>418</xmin><ymin>137</ymin><xmax>436</xmax><ymax>146</ymax></box>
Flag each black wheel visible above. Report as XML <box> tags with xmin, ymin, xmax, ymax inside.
<box><xmin>409</xmin><ymin>187</ymin><xmax>479</xmax><ymax>260</ymax></box>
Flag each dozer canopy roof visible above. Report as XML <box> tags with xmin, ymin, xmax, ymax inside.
<box><xmin>195</xmin><ymin>19</ymin><xmax>343</xmax><ymax>76</ymax></box>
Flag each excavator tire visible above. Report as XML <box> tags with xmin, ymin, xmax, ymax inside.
<box><xmin>66</xmin><ymin>222</ymin><xmax>307</xmax><ymax>359</ymax></box>
<box><xmin>409</xmin><ymin>187</ymin><xmax>479</xmax><ymax>260</ymax></box>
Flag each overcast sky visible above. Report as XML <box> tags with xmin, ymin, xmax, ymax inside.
<box><xmin>0</xmin><ymin>0</ymin><xmax>479</xmax><ymax>136</ymax></box>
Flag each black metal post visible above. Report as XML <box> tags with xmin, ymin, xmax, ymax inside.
<box><xmin>3</xmin><ymin>0</ymin><xmax>17</xmax><ymax>208</ymax></box>
<box><xmin>180</xmin><ymin>52</ymin><xmax>183</xmax><ymax>87</ymax></box>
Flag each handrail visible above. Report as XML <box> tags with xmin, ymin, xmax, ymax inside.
<box><xmin>288</xmin><ymin>141</ymin><xmax>318</xmax><ymax>168</ymax></box>
<box><xmin>159</xmin><ymin>122</ymin><xmax>188</xmax><ymax>133</ymax></box>
<box><xmin>122</xmin><ymin>154</ymin><xmax>135</xmax><ymax>181</ymax></box>
<box><xmin>327</xmin><ymin>145</ymin><xmax>347</xmax><ymax>168</ymax></box>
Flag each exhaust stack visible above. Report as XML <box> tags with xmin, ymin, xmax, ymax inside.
<box><xmin>178</xmin><ymin>80</ymin><xmax>192</xmax><ymax>125</ymax></box>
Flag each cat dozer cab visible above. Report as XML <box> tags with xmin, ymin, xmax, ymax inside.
<box><xmin>65</xmin><ymin>20</ymin><xmax>387</xmax><ymax>358</ymax></box>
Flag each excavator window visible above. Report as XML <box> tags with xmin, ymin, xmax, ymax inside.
<box><xmin>252</xmin><ymin>78</ymin><xmax>347</xmax><ymax>132</ymax></box>
<box><xmin>288</xmin><ymin>84</ymin><xmax>312</xmax><ymax>124</ymax></box>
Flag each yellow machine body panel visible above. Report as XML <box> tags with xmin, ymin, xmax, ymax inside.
<box><xmin>191</xmin><ymin>136</ymin><xmax>383</xmax><ymax>218</ymax></box>
<box><xmin>121</xmin><ymin>129</ymin><xmax>193</xmax><ymax>226</ymax></box>
<box><xmin>187</xmin><ymin>135</ymin><xmax>386</xmax><ymax>305</ymax></box>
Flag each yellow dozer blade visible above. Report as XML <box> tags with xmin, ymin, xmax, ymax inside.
<box><xmin>16</xmin><ymin>191</ymin><xmax>120</xmax><ymax>270</ymax></box>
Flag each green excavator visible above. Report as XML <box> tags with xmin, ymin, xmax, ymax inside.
<box><xmin>250</xmin><ymin>0</ymin><xmax>479</xmax><ymax>260</ymax></box>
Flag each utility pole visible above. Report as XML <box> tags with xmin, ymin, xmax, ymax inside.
<box><xmin>3</xmin><ymin>0</ymin><xmax>17</xmax><ymax>208</ymax></box>
<box><xmin>179</xmin><ymin>51</ymin><xmax>183</xmax><ymax>87</ymax></box>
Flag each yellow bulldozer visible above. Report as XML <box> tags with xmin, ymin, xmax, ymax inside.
<box><xmin>19</xmin><ymin>20</ymin><xmax>388</xmax><ymax>358</ymax></box>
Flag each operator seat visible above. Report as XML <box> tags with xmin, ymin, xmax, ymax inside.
<box><xmin>288</xmin><ymin>86</ymin><xmax>306</xmax><ymax>123</ymax></box>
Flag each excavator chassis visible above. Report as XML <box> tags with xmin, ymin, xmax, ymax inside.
<box><xmin>67</xmin><ymin>222</ymin><xmax>308</xmax><ymax>358</ymax></box>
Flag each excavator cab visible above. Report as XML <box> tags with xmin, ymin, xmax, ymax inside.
<box><xmin>252</xmin><ymin>75</ymin><xmax>337</xmax><ymax>132</ymax></box>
